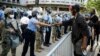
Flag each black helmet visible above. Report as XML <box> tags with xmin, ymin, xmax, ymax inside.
<box><xmin>23</xmin><ymin>12</ymin><xmax>28</xmax><ymax>16</ymax></box>
<box><xmin>46</xmin><ymin>7</ymin><xmax>52</xmax><ymax>14</ymax></box>
<box><xmin>32</xmin><ymin>10</ymin><xmax>39</xmax><ymax>17</ymax></box>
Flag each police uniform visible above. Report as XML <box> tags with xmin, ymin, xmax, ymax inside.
<box><xmin>22</xmin><ymin>17</ymin><xmax>39</xmax><ymax>56</ymax></box>
<box><xmin>0</xmin><ymin>9</ymin><xmax>5</xmax><ymax>41</ymax></box>
<box><xmin>55</xmin><ymin>15</ymin><xmax>62</xmax><ymax>39</ymax></box>
<box><xmin>43</xmin><ymin>13</ymin><xmax>52</xmax><ymax>46</ymax></box>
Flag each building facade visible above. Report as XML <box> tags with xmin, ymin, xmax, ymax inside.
<box><xmin>0</xmin><ymin>0</ymin><xmax>25</xmax><ymax>7</ymax></box>
<box><xmin>0</xmin><ymin>0</ymin><xmax>20</xmax><ymax>4</ymax></box>
<box><xmin>21</xmin><ymin>0</ymin><xmax>86</xmax><ymax>11</ymax></box>
<box><xmin>0</xmin><ymin>0</ymin><xmax>87</xmax><ymax>11</ymax></box>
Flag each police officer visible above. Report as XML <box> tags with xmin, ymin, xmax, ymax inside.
<box><xmin>21</xmin><ymin>9</ymin><xmax>51</xmax><ymax>56</ymax></box>
<box><xmin>20</xmin><ymin>12</ymin><xmax>29</xmax><ymax>41</ymax></box>
<box><xmin>0</xmin><ymin>5</ymin><xmax>5</xmax><ymax>41</ymax></box>
<box><xmin>27</xmin><ymin>8</ymin><xmax>32</xmax><ymax>19</ymax></box>
<box><xmin>43</xmin><ymin>8</ymin><xmax>52</xmax><ymax>47</ymax></box>
<box><xmin>55</xmin><ymin>13</ymin><xmax>62</xmax><ymax>39</ymax></box>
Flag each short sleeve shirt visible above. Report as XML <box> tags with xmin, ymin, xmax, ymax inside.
<box><xmin>20</xmin><ymin>16</ymin><xmax>29</xmax><ymax>24</ymax></box>
<box><xmin>27</xmin><ymin>17</ymin><xmax>39</xmax><ymax>32</ymax></box>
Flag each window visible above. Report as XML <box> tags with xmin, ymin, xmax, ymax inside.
<box><xmin>75</xmin><ymin>0</ymin><xmax>77</xmax><ymax>1</ymax></box>
<box><xmin>12</xmin><ymin>0</ymin><xmax>15</xmax><ymax>3</ymax></box>
<box><xmin>7</xmin><ymin>0</ymin><xmax>11</xmax><ymax>2</ymax></box>
<box><xmin>2</xmin><ymin>0</ymin><xmax>7</xmax><ymax>2</ymax></box>
<box><xmin>17</xmin><ymin>0</ymin><xmax>19</xmax><ymax>3</ymax></box>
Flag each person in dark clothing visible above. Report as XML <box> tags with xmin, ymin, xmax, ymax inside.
<box><xmin>89</xmin><ymin>8</ymin><xmax>99</xmax><ymax>51</ymax></box>
<box><xmin>54</xmin><ymin>4</ymin><xmax>89</xmax><ymax>56</ymax></box>
<box><xmin>97</xmin><ymin>21</ymin><xmax>100</xmax><ymax>56</ymax></box>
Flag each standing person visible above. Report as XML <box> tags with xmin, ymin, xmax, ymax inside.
<box><xmin>70</xmin><ymin>4</ymin><xmax>89</xmax><ymax>56</ymax></box>
<box><xmin>54</xmin><ymin>4</ymin><xmax>89</xmax><ymax>56</ymax></box>
<box><xmin>21</xmin><ymin>10</ymin><xmax>51</xmax><ymax>56</ymax></box>
<box><xmin>63</xmin><ymin>14</ymin><xmax>69</xmax><ymax>34</ymax></box>
<box><xmin>97</xmin><ymin>21</ymin><xmax>100</xmax><ymax>56</ymax></box>
<box><xmin>43</xmin><ymin>8</ymin><xmax>52</xmax><ymax>47</ymax></box>
<box><xmin>0</xmin><ymin>9</ymin><xmax>21</xmax><ymax>56</ymax></box>
<box><xmin>27</xmin><ymin>8</ymin><xmax>32</xmax><ymax>19</ymax></box>
<box><xmin>12</xmin><ymin>7</ymin><xmax>17</xmax><ymax>19</ymax></box>
<box><xmin>55</xmin><ymin>13</ymin><xmax>62</xmax><ymax>39</ymax></box>
<box><xmin>0</xmin><ymin>5</ymin><xmax>5</xmax><ymax>41</ymax></box>
<box><xmin>20</xmin><ymin>12</ymin><xmax>29</xmax><ymax>40</ymax></box>
<box><xmin>89</xmin><ymin>8</ymin><xmax>99</xmax><ymax>51</ymax></box>
<box><xmin>0</xmin><ymin>5</ymin><xmax>5</xmax><ymax>20</ymax></box>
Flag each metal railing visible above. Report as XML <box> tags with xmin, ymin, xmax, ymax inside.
<box><xmin>46</xmin><ymin>31</ymin><xmax>73</xmax><ymax>56</ymax></box>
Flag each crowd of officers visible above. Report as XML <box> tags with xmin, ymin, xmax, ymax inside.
<box><xmin>0</xmin><ymin>4</ymin><xmax>100</xmax><ymax>56</ymax></box>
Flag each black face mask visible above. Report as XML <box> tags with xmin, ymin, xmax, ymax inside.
<box><xmin>71</xmin><ymin>9</ymin><xmax>76</xmax><ymax>16</ymax></box>
<box><xmin>90</xmin><ymin>12</ymin><xmax>94</xmax><ymax>16</ymax></box>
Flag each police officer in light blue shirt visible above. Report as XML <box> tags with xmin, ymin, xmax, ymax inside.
<box><xmin>55</xmin><ymin>14</ymin><xmax>62</xmax><ymax>39</ymax></box>
<box><xmin>0</xmin><ymin>5</ymin><xmax>5</xmax><ymax>20</ymax></box>
<box><xmin>22</xmin><ymin>9</ymin><xmax>51</xmax><ymax>56</ymax></box>
<box><xmin>43</xmin><ymin>8</ymin><xmax>52</xmax><ymax>47</ymax></box>
<box><xmin>63</xmin><ymin>14</ymin><xmax>70</xmax><ymax>34</ymax></box>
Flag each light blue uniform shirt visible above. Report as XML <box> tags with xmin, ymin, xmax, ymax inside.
<box><xmin>0</xmin><ymin>9</ymin><xmax>5</xmax><ymax>20</ymax></box>
<box><xmin>27</xmin><ymin>17</ymin><xmax>39</xmax><ymax>32</ymax></box>
<box><xmin>43</xmin><ymin>14</ymin><xmax>52</xmax><ymax>32</ymax></box>
<box><xmin>56</xmin><ymin>15</ymin><xmax>62</xmax><ymax>23</ymax></box>
<box><xmin>43</xmin><ymin>14</ymin><xmax>52</xmax><ymax>24</ymax></box>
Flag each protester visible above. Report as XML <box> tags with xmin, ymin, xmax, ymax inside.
<box><xmin>89</xmin><ymin>8</ymin><xmax>99</xmax><ymax>51</ymax></box>
<box><xmin>54</xmin><ymin>4</ymin><xmax>89</xmax><ymax>56</ymax></box>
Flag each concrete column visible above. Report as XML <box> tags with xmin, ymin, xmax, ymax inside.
<box><xmin>10</xmin><ymin>0</ymin><xmax>12</xmax><ymax>3</ymax></box>
<box><xmin>57</xmin><ymin>7</ymin><xmax>59</xmax><ymax>13</ymax></box>
<box><xmin>43</xmin><ymin>7</ymin><xmax>46</xmax><ymax>12</ymax></box>
<box><xmin>15</xmin><ymin>0</ymin><xmax>17</xmax><ymax>3</ymax></box>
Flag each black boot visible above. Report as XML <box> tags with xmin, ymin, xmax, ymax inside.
<box><xmin>97</xmin><ymin>50</ymin><xmax>100</xmax><ymax>56</ymax></box>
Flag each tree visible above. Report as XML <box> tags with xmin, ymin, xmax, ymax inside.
<box><xmin>87</xmin><ymin>0</ymin><xmax>100</xmax><ymax>10</ymax></box>
<box><xmin>86</xmin><ymin>0</ymin><xmax>100</xmax><ymax>15</ymax></box>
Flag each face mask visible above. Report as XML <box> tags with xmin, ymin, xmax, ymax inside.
<box><xmin>71</xmin><ymin>9</ymin><xmax>76</xmax><ymax>16</ymax></box>
<box><xmin>37</xmin><ymin>14</ymin><xmax>42</xmax><ymax>19</ymax></box>
<box><xmin>9</xmin><ymin>15</ymin><xmax>14</xmax><ymax>19</ymax></box>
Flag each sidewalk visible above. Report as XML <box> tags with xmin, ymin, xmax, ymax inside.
<box><xmin>0</xmin><ymin>34</ymin><xmax>100</xmax><ymax>56</ymax></box>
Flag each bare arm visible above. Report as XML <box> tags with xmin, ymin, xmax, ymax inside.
<box><xmin>36</xmin><ymin>21</ymin><xmax>51</xmax><ymax>26</ymax></box>
<box><xmin>81</xmin><ymin>34</ymin><xmax>87</xmax><ymax>50</ymax></box>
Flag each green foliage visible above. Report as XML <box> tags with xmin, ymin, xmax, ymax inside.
<box><xmin>86</xmin><ymin>0</ymin><xmax>100</xmax><ymax>11</ymax></box>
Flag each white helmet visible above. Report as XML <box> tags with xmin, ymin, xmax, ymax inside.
<box><xmin>32</xmin><ymin>7</ymin><xmax>43</xmax><ymax>19</ymax></box>
<box><xmin>32</xmin><ymin>7</ymin><xmax>43</xmax><ymax>13</ymax></box>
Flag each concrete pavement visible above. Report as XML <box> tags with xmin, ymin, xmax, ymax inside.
<box><xmin>0</xmin><ymin>33</ymin><xmax>100</xmax><ymax>56</ymax></box>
